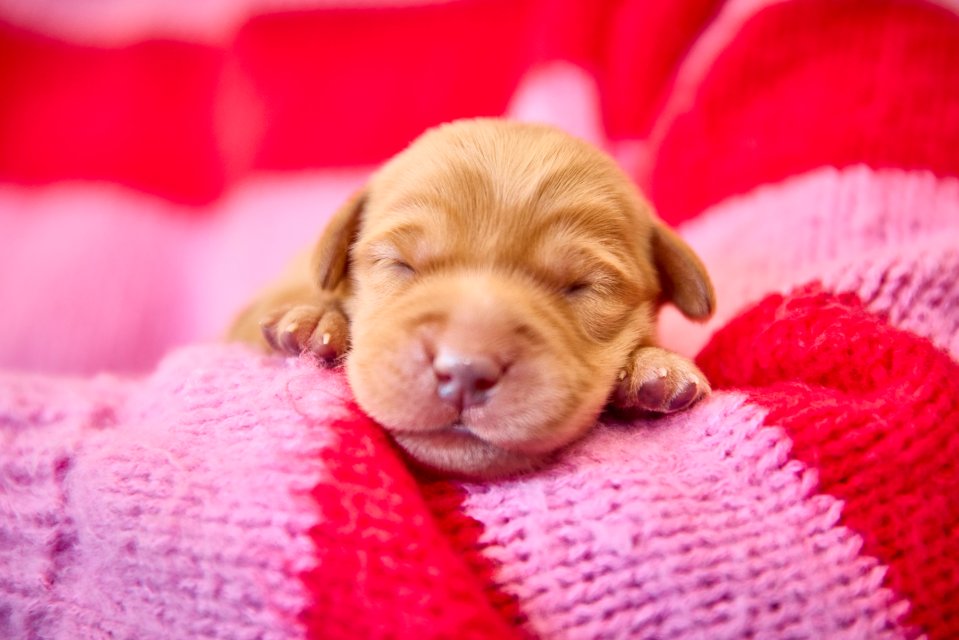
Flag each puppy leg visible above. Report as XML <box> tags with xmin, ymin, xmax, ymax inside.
<box><xmin>229</xmin><ymin>284</ymin><xmax>349</xmax><ymax>362</ymax></box>
<box><xmin>611</xmin><ymin>346</ymin><xmax>710</xmax><ymax>413</ymax></box>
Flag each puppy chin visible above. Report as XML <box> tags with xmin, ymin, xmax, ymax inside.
<box><xmin>396</xmin><ymin>401</ymin><xmax>606</xmax><ymax>479</ymax></box>
<box><xmin>391</xmin><ymin>429</ymin><xmax>546</xmax><ymax>479</ymax></box>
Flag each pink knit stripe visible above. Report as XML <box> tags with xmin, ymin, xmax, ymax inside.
<box><xmin>0</xmin><ymin>345</ymin><xmax>342</xmax><ymax>639</ymax></box>
<box><xmin>0</xmin><ymin>0</ymin><xmax>451</xmax><ymax>45</ymax></box>
<box><xmin>658</xmin><ymin>166</ymin><xmax>959</xmax><ymax>359</ymax></box>
<box><xmin>821</xmin><ymin>237</ymin><xmax>959</xmax><ymax>361</ymax></box>
<box><xmin>0</xmin><ymin>173</ymin><xmax>365</xmax><ymax>374</ymax></box>
<box><xmin>0</xmin><ymin>372</ymin><xmax>135</xmax><ymax>638</ymax></box>
<box><xmin>457</xmin><ymin>393</ymin><xmax>913</xmax><ymax>639</ymax></box>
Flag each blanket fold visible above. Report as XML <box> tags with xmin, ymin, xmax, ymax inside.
<box><xmin>4</xmin><ymin>337</ymin><xmax>951</xmax><ymax>639</ymax></box>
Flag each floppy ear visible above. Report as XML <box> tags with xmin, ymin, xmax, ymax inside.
<box><xmin>651</xmin><ymin>221</ymin><xmax>715</xmax><ymax>320</ymax></box>
<box><xmin>311</xmin><ymin>189</ymin><xmax>367</xmax><ymax>291</ymax></box>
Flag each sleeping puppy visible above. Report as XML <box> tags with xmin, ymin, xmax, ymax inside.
<box><xmin>229</xmin><ymin>119</ymin><xmax>715</xmax><ymax>478</ymax></box>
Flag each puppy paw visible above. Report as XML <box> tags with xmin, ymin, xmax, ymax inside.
<box><xmin>611</xmin><ymin>346</ymin><xmax>710</xmax><ymax>414</ymax></box>
<box><xmin>260</xmin><ymin>302</ymin><xmax>349</xmax><ymax>362</ymax></box>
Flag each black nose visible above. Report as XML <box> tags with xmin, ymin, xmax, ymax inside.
<box><xmin>432</xmin><ymin>349</ymin><xmax>503</xmax><ymax>411</ymax></box>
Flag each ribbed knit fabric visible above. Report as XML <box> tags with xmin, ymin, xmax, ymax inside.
<box><xmin>0</xmin><ymin>348</ymin><xmax>920</xmax><ymax>640</ymax></box>
<box><xmin>0</xmin><ymin>348</ymin><xmax>339</xmax><ymax>639</ymax></box>
<box><xmin>3</xmin><ymin>1</ymin><xmax>959</xmax><ymax>639</ymax></box>
<box><xmin>698</xmin><ymin>287</ymin><xmax>959</xmax><ymax>639</ymax></box>
<box><xmin>657</xmin><ymin>167</ymin><xmax>959</xmax><ymax>358</ymax></box>
<box><xmin>441</xmin><ymin>394</ymin><xmax>913</xmax><ymax>639</ymax></box>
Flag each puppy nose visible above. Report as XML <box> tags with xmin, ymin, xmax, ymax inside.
<box><xmin>432</xmin><ymin>349</ymin><xmax>503</xmax><ymax>411</ymax></box>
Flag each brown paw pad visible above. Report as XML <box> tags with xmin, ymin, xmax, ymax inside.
<box><xmin>259</xmin><ymin>306</ymin><xmax>348</xmax><ymax>362</ymax></box>
<box><xmin>633</xmin><ymin>378</ymin><xmax>700</xmax><ymax>413</ymax></box>
<box><xmin>666</xmin><ymin>382</ymin><xmax>699</xmax><ymax>412</ymax></box>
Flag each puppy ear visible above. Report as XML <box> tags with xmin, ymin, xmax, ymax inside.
<box><xmin>651</xmin><ymin>221</ymin><xmax>715</xmax><ymax>320</ymax></box>
<box><xmin>311</xmin><ymin>189</ymin><xmax>366</xmax><ymax>290</ymax></box>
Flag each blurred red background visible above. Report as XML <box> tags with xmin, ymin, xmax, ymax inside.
<box><xmin>1</xmin><ymin>0</ymin><xmax>957</xmax><ymax>375</ymax></box>
<box><xmin>0</xmin><ymin>0</ymin><xmax>721</xmax><ymax>205</ymax></box>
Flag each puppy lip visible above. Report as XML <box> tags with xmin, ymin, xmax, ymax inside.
<box><xmin>401</xmin><ymin>423</ymin><xmax>550</xmax><ymax>455</ymax></box>
<box><xmin>427</xmin><ymin>422</ymin><xmax>482</xmax><ymax>441</ymax></box>
<box><xmin>386</xmin><ymin>420</ymin><xmax>475</xmax><ymax>437</ymax></box>
<box><xmin>446</xmin><ymin>421</ymin><xmax>473</xmax><ymax>436</ymax></box>
<box><xmin>392</xmin><ymin>423</ymin><xmax>486</xmax><ymax>449</ymax></box>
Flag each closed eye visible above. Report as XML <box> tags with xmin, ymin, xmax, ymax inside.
<box><xmin>563</xmin><ymin>281</ymin><xmax>592</xmax><ymax>297</ymax></box>
<box><xmin>562</xmin><ymin>271</ymin><xmax>622</xmax><ymax>300</ymax></box>
<box><xmin>378</xmin><ymin>258</ymin><xmax>416</xmax><ymax>276</ymax></box>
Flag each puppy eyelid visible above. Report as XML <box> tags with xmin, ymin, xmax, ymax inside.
<box><xmin>377</xmin><ymin>257</ymin><xmax>416</xmax><ymax>275</ymax></box>
<box><xmin>564</xmin><ymin>281</ymin><xmax>592</xmax><ymax>296</ymax></box>
<box><xmin>562</xmin><ymin>271</ymin><xmax>619</xmax><ymax>298</ymax></box>
<box><xmin>367</xmin><ymin>242</ymin><xmax>415</xmax><ymax>271</ymax></box>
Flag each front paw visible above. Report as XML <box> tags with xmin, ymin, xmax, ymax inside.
<box><xmin>260</xmin><ymin>302</ymin><xmax>349</xmax><ymax>362</ymax></box>
<box><xmin>611</xmin><ymin>346</ymin><xmax>710</xmax><ymax>413</ymax></box>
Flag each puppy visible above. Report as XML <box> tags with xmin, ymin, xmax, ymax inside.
<box><xmin>229</xmin><ymin>119</ymin><xmax>715</xmax><ymax>478</ymax></box>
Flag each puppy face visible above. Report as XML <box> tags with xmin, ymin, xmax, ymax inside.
<box><xmin>319</xmin><ymin>120</ymin><xmax>709</xmax><ymax>477</ymax></box>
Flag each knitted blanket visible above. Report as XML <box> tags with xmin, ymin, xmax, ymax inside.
<box><xmin>2</xmin><ymin>1</ymin><xmax>959</xmax><ymax>639</ymax></box>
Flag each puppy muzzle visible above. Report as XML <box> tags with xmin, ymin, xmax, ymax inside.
<box><xmin>346</xmin><ymin>270</ymin><xmax>610</xmax><ymax>473</ymax></box>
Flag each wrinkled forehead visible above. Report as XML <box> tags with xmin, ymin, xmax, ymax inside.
<box><xmin>361</xmin><ymin>132</ymin><xmax>643</xmax><ymax>258</ymax></box>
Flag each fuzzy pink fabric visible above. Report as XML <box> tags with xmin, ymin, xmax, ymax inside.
<box><xmin>0</xmin><ymin>347</ymin><xmax>338</xmax><ymax>638</ymax></box>
<box><xmin>659</xmin><ymin>167</ymin><xmax>959</xmax><ymax>359</ymax></box>
<box><xmin>0</xmin><ymin>347</ymin><xmax>914</xmax><ymax>639</ymax></box>
<box><xmin>457</xmin><ymin>394</ymin><xmax>910</xmax><ymax>639</ymax></box>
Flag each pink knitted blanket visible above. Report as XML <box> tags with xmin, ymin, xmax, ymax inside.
<box><xmin>3</xmin><ymin>1</ymin><xmax>959</xmax><ymax>638</ymax></box>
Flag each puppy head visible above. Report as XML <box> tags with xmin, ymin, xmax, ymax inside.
<box><xmin>317</xmin><ymin>119</ymin><xmax>713</xmax><ymax>478</ymax></box>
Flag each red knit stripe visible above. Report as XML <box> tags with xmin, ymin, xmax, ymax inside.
<box><xmin>0</xmin><ymin>22</ymin><xmax>227</xmax><ymax>205</ymax></box>
<box><xmin>600</xmin><ymin>0</ymin><xmax>725</xmax><ymax>139</ymax></box>
<box><xmin>648</xmin><ymin>0</ymin><xmax>959</xmax><ymax>225</ymax></box>
<box><xmin>0</xmin><ymin>1</ymin><xmax>594</xmax><ymax>204</ymax></box>
<box><xmin>0</xmin><ymin>2</ymin><xmax>538</xmax><ymax>204</ymax></box>
<box><xmin>696</xmin><ymin>285</ymin><xmax>959</xmax><ymax>639</ymax></box>
<box><xmin>419</xmin><ymin>480</ymin><xmax>531</xmax><ymax>632</ymax></box>
<box><xmin>0</xmin><ymin>0</ymin><xmax>749</xmax><ymax>205</ymax></box>
<box><xmin>303</xmin><ymin>409</ymin><xmax>520</xmax><ymax>640</ymax></box>
<box><xmin>232</xmin><ymin>1</ymin><xmax>540</xmax><ymax>172</ymax></box>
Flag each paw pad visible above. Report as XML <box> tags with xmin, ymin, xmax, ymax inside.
<box><xmin>260</xmin><ymin>304</ymin><xmax>348</xmax><ymax>362</ymax></box>
<box><xmin>611</xmin><ymin>347</ymin><xmax>710</xmax><ymax>414</ymax></box>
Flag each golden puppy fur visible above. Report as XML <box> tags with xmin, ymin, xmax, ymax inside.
<box><xmin>229</xmin><ymin>119</ymin><xmax>715</xmax><ymax>478</ymax></box>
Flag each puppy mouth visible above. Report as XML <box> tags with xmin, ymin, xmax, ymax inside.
<box><xmin>390</xmin><ymin>419</ymin><xmax>556</xmax><ymax>456</ymax></box>
<box><xmin>445</xmin><ymin>421</ymin><xmax>474</xmax><ymax>436</ymax></box>
<box><xmin>391</xmin><ymin>420</ymin><xmax>481</xmax><ymax>441</ymax></box>
<box><xmin>388</xmin><ymin>420</ymin><xmax>545</xmax><ymax>479</ymax></box>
